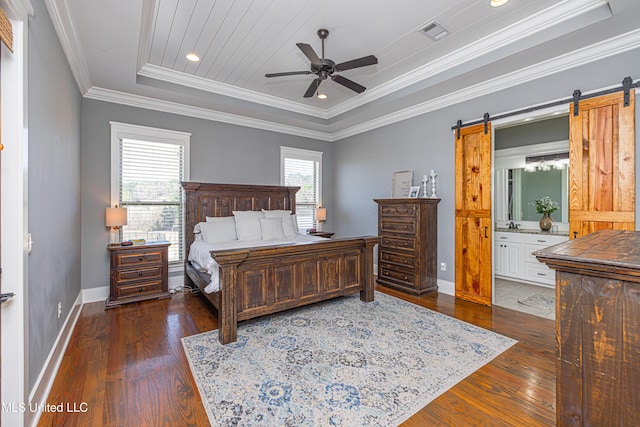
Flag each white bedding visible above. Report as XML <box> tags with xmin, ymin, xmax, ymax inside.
<box><xmin>189</xmin><ymin>234</ymin><xmax>326</xmax><ymax>293</ymax></box>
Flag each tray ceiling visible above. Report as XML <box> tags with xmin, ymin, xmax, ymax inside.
<box><xmin>47</xmin><ymin>0</ymin><xmax>640</xmax><ymax>140</ymax></box>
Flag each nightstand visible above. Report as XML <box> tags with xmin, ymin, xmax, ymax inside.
<box><xmin>106</xmin><ymin>241</ymin><xmax>171</xmax><ymax>308</ymax></box>
<box><xmin>308</xmin><ymin>231</ymin><xmax>335</xmax><ymax>238</ymax></box>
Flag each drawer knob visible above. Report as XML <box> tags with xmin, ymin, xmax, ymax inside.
<box><xmin>404</xmin><ymin>243</ymin><xmax>409</xmax><ymax>247</ymax></box>
<box><xmin>384</xmin><ymin>272</ymin><xmax>389</xmax><ymax>276</ymax></box>
<box><xmin>403</xmin><ymin>260</ymin><xmax>407</xmax><ymax>264</ymax></box>
<box><xmin>138</xmin><ymin>256</ymin><xmax>144</xmax><ymax>261</ymax></box>
<box><xmin>138</xmin><ymin>271</ymin><xmax>143</xmax><ymax>276</ymax></box>
<box><xmin>138</xmin><ymin>287</ymin><xmax>143</xmax><ymax>292</ymax></box>
<box><xmin>404</xmin><ymin>276</ymin><xmax>408</xmax><ymax>280</ymax></box>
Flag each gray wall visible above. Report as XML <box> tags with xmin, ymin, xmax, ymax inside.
<box><xmin>80</xmin><ymin>99</ymin><xmax>334</xmax><ymax>289</ymax></box>
<box><xmin>28</xmin><ymin>0</ymin><xmax>83</xmax><ymax>390</ymax></box>
<box><xmin>333</xmin><ymin>47</ymin><xmax>640</xmax><ymax>283</ymax></box>
<box><xmin>495</xmin><ymin>116</ymin><xmax>569</xmax><ymax>150</ymax></box>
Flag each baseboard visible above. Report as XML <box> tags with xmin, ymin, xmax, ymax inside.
<box><xmin>437</xmin><ymin>279</ymin><xmax>455</xmax><ymax>296</ymax></box>
<box><xmin>82</xmin><ymin>285</ymin><xmax>109</xmax><ymax>304</ymax></box>
<box><xmin>27</xmin><ymin>291</ymin><xmax>83</xmax><ymax>427</ymax></box>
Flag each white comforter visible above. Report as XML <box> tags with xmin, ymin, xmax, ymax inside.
<box><xmin>189</xmin><ymin>235</ymin><xmax>326</xmax><ymax>293</ymax></box>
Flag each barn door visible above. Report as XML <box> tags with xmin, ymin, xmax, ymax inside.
<box><xmin>569</xmin><ymin>91</ymin><xmax>635</xmax><ymax>239</ymax></box>
<box><xmin>455</xmin><ymin>123</ymin><xmax>493</xmax><ymax>306</ymax></box>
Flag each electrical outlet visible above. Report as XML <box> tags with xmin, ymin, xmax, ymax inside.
<box><xmin>57</xmin><ymin>301</ymin><xmax>62</xmax><ymax>319</ymax></box>
<box><xmin>440</xmin><ymin>262</ymin><xmax>446</xmax><ymax>271</ymax></box>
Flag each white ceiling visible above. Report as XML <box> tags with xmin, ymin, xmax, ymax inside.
<box><xmin>46</xmin><ymin>0</ymin><xmax>640</xmax><ymax>140</ymax></box>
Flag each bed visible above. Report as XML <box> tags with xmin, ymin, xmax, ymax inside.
<box><xmin>182</xmin><ymin>182</ymin><xmax>379</xmax><ymax>344</ymax></box>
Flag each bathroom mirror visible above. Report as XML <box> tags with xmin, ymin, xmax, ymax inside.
<box><xmin>494</xmin><ymin>141</ymin><xmax>569</xmax><ymax>224</ymax></box>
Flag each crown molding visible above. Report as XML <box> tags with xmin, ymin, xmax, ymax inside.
<box><xmin>328</xmin><ymin>0</ymin><xmax>609</xmax><ymax>118</ymax></box>
<box><xmin>84</xmin><ymin>87</ymin><xmax>333</xmax><ymax>142</ymax></box>
<box><xmin>137</xmin><ymin>64</ymin><xmax>328</xmax><ymax>119</ymax></box>
<box><xmin>44</xmin><ymin>0</ymin><xmax>91</xmax><ymax>94</ymax></box>
<box><xmin>84</xmin><ymin>28</ymin><xmax>640</xmax><ymax>144</ymax></box>
<box><xmin>332</xmin><ymin>28</ymin><xmax>640</xmax><ymax>141</ymax></box>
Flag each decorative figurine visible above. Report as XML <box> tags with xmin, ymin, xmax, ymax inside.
<box><xmin>421</xmin><ymin>174</ymin><xmax>430</xmax><ymax>198</ymax></box>
<box><xmin>429</xmin><ymin>169</ymin><xmax>438</xmax><ymax>199</ymax></box>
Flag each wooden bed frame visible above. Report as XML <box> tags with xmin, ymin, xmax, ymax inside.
<box><xmin>182</xmin><ymin>182</ymin><xmax>379</xmax><ymax>344</ymax></box>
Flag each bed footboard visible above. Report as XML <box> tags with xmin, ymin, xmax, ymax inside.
<box><xmin>212</xmin><ymin>236</ymin><xmax>378</xmax><ymax>344</ymax></box>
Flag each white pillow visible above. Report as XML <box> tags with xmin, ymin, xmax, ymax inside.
<box><xmin>259</xmin><ymin>217</ymin><xmax>286</xmax><ymax>240</ymax></box>
<box><xmin>262</xmin><ymin>210</ymin><xmax>298</xmax><ymax>237</ymax></box>
<box><xmin>233</xmin><ymin>211</ymin><xmax>264</xmax><ymax>241</ymax></box>
<box><xmin>199</xmin><ymin>217</ymin><xmax>238</xmax><ymax>243</ymax></box>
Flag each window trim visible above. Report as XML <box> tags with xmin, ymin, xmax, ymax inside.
<box><xmin>280</xmin><ymin>146</ymin><xmax>323</xmax><ymax>228</ymax></box>
<box><xmin>110</xmin><ymin>122</ymin><xmax>191</xmax><ymax>272</ymax></box>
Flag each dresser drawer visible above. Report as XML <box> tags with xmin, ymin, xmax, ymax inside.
<box><xmin>379</xmin><ymin>251</ymin><xmax>415</xmax><ymax>269</ymax></box>
<box><xmin>116</xmin><ymin>280</ymin><xmax>163</xmax><ymax>299</ymax></box>
<box><xmin>379</xmin><ymin>267</ymin><xmax>416</xmax><ymax>286</ymax></box>
<box><xmin>380</xmin><ymin>236</ymin><xmax>415</xmax><ymax>251</ymax></box>
<box><xmin>380</xmin><ymin>219</ymin><xmax>416</xmax><ymax>234</ymax></box>
<box><xmin>380</xmin><ymin>204</ymin><xmax>417</xmax><ymax>218</ymax></box>
<box><xmin>523</xmin><ymin>233</ymin><xmax>568</xmax><ymax>246</ymax></box>
<box><xmin>116</xmin><ymin>266</ymin><xmax>163</xmax><ymax>283</ymax></box>
<box><xmin>116</xmin><ymin>250</ymin><xmax>164</xmax><ymax>267</ymax></box>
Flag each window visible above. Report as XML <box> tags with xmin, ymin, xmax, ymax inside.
<box><xmin>280</xmin><ymin>146</ymin><xmax>322</xmax><ymax>230</ymax></box>
<box><xmin>111</xmin><ymin>122</ymin><xmax>190</xmax><ymax>267</ymax></box>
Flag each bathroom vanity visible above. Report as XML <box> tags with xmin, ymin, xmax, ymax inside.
<box><xmin>494</xmin><ymin>228</ymin><xmax>568</xmax><ymax>287</ymax></box>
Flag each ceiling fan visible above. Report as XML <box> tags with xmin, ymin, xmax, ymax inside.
<box><xmin>265</xmin><ymin>29</ymin><xmax>378</xmax><ymax>98</ymax></box>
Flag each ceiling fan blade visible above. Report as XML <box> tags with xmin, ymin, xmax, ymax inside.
<box><xmin>303</xmin><ymin>78</ymin><xmax>322</xmax><ymax>98</ymax></box>
<box><xmin>265</xmin><ymin>71</ymin><xmax>312</xmax><ymax>78</ymax></box>
<box><xmin>332</xmin><ymin>75</ymin><xmax>366</xmax><ymax>93</ymax></box>
<box><xmin>334</xmin><ymin>55</ymin><xmax>378</xmax><ymax>72</ymax></box>
<box><xmin>296</xmin><ymin>43</ymin><xmax>322</xmax><ymax>66</ymax></box>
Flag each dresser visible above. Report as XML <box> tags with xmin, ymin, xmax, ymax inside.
<box><xmin>106</xmin><ymin>241</ymin><xmax>171</xmax><ymax>308</ymax></box>
<box><xmin>534</xmin><ymin>230</ymin><xmax>640</xmax><ymax>426</ymax></box>
<box><xmin>374</xmin><ymin>198</ymin><xmax>440</xmax><ymax>295</ymax></box>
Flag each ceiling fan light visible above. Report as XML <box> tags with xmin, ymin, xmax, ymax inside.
<box><xmin>317</xmin><ymin>92</ymin><xmax>327</xmax><ymax>100</ymax></box>
<box><xmin>186</xmin><ymin>53</ymin><xmax>200</xmax><ymax>62</ymax></box>
<box><xmin>490</xmin><ymin>0</ymin><xmax>509</xmax><ymax>7</ymax></box>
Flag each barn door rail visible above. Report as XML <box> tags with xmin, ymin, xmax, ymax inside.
<box><xmin>453</xmin><ymin>76</ymin><xmax>638</xmax><ymax>137</ymax></box>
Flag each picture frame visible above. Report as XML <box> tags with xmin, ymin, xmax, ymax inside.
<box><xmin>408</xmin><ymin>186</ymin><xmax>420</xmax><ymax>198</ymax></box>
<box><xmin>392</xmin><ymin>170</ymin><xmax>413</xmax><ymax>198</ymax></box>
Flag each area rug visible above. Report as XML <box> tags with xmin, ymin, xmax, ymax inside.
<box><xmin>182</xmin><ymin>292</ymin><xmax>516</xmax><ymax>426</ymax></box>
<box><xmin>518</xmin><ymin>292</ymin><xmax>555</xmax><ymax>311</ymax></box>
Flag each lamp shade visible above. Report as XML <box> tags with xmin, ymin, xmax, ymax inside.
<box><xmin>316</xmin><ymin>207</ymin><xmax>327</xmax><ymax>222</ymax></box>
<box><xmin>106</xmin><ymin>206</ymin><xmax>127</xmax><ymax>227</ymax></box>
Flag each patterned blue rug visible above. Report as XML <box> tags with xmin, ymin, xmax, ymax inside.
<box><xmin>182</xmin><ymin>292</ymin><xmax>516</xmax><ymax>426</ymax></box>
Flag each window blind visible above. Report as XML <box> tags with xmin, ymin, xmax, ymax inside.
<box><xmin>283</xmin><ymin>157</ymin><xmax>318</xmax><ymax>230</ymax></box>
<box><xmin>119</xmin><ymin>138</ymin><xmax>184</xmax><ymax>263</ymax></box>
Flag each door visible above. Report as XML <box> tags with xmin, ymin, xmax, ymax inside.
<box><xmin>569</xmin><ymin>91</ymin><xmax>635</xmax><ymax>238</ymax></box>
<box><xmin>455</xmin><ymin>123</ymin><xmax>493</xmax><ymax>306</ymax></box>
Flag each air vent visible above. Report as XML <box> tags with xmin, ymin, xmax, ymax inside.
<box><xmin>419</xmin><ymin>21</ymin><xmax>450</xmax><ymax>41</ymax></box>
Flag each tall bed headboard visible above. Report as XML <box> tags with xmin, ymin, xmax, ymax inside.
<box><xmin>181</xmin><ymin>182</ymin><xmax>299</xmax><ymax>260</ymax></box>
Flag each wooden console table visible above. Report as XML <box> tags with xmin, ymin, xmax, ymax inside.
<box><xmin>534</xmin><ymin>230</ymin><xmax>640</xmax><ymax>426</ymax></box>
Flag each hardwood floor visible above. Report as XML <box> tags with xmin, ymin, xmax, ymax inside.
<box><xmin>38</xmin><ymin>286</ymin><xmax>555</xmax><ymax>426</ymax></box>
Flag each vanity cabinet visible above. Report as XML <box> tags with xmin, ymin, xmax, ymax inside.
<box><xmin>495</xmin><ymin>231</ymin><xmax>568</xmax><ymax>286</ymax></box>
<box><xmin>494</xmin><ymin>232</ymin><xmax>523</xmax><ymax>279</ymax></box>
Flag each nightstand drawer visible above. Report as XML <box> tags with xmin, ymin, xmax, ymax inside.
<box><xmin>116</xmin><ymin>250</ymin><xmax>163</xmax><ymax>267</ymax></box>
<box><xmin>380</xmin><ymin>204</ymin><xmax>417</xmax><ymax>218</ymax></box>
<box><xmin>116</xmin><ymin>280</ymin><xmax>163</xmax><ymax>299</ymax></box>
<box><xmin>116</xmin><ymin>266</ymin><xmax>163</xmax><ymax>283</ymax></box>
<box><xmin>380</xmin><ymin>220</ymin><xmax>416</xmax><ymax>234</ymax></box>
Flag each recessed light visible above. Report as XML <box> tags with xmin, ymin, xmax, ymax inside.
<box><xmin>317</xmin><ymin>93</ymin><xmax>327</xmax><ymax>100</ymax></box>
<box><xmin>490</xmin><ymin>0</ymin><xmax>509</xmax><ymax>7</ymax></box>
<box><xmin>186</xmin><ymin>53</ymin><xmax>200</xmax><ymax>62</ymax></box>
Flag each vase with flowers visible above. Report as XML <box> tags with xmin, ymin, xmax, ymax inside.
<box><xmin>529</xmin><ymin>197</ymin><xmax>559</xmax><ymax>231</ymax></box>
